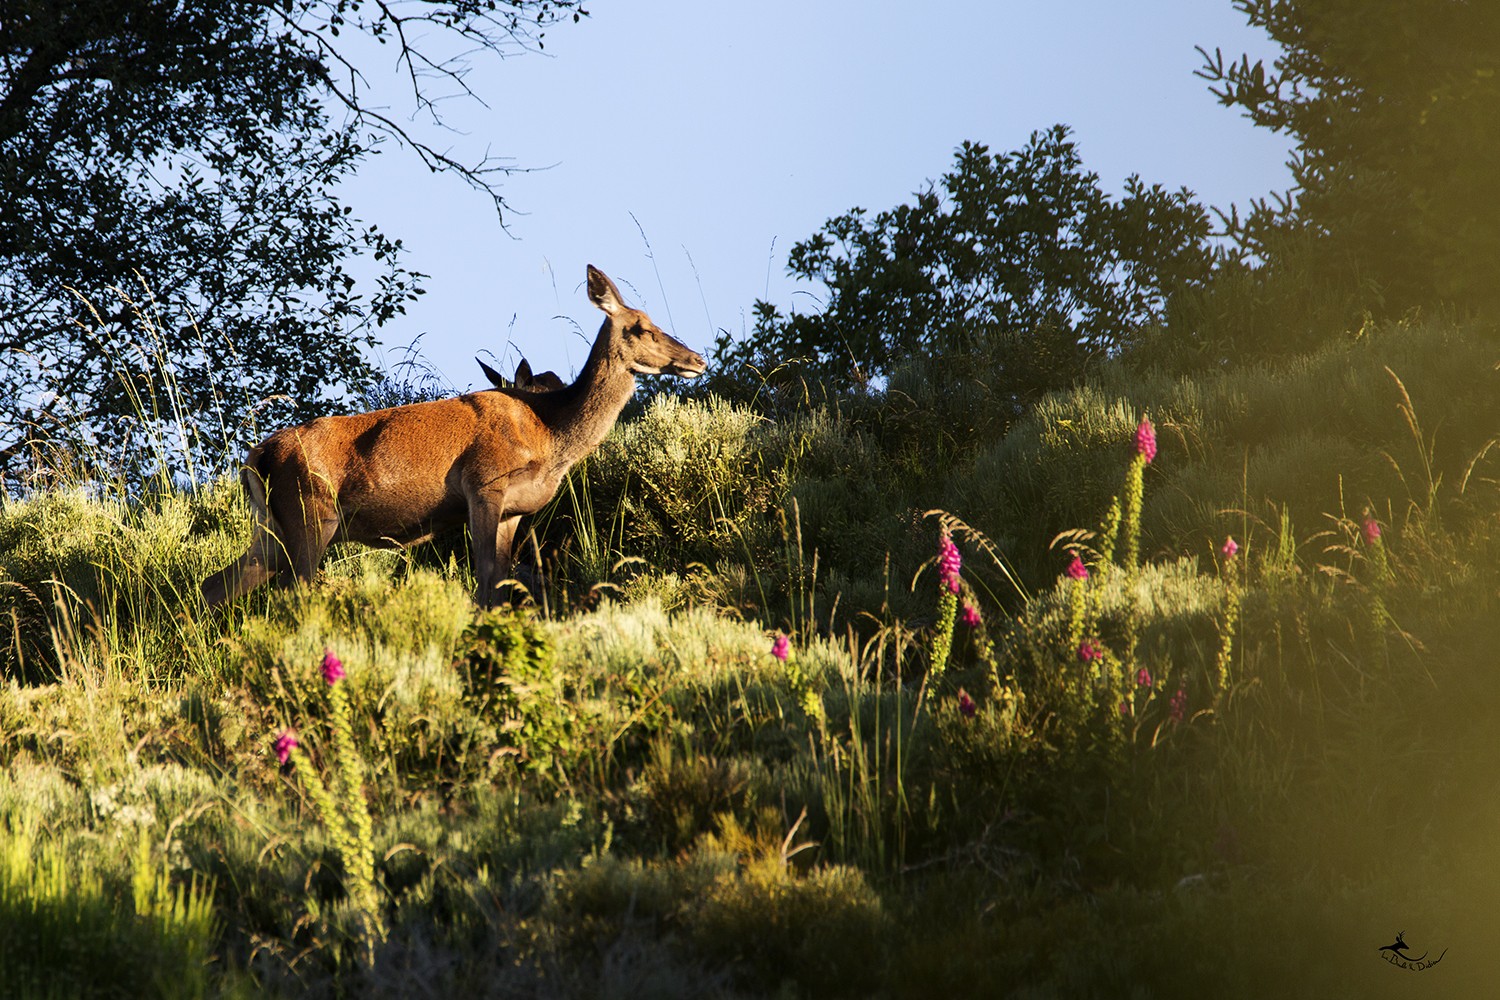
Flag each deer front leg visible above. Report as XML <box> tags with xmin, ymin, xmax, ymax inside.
<box><xmin>468</xmin><ymin>494</ymin><xmax>521</xmax><ymax>609</ymax></box>
<box><xmin>495</xmin><ymin>513</ymin><xmax>521</xmax><ymax>579</ymax></box>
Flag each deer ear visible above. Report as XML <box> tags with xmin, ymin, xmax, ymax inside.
<box><xmin>515</xmin><ymin>358</ymin><xmax>533</xmax><ymax>383</ymax></box>
<box><xmin>477</xmin><ymin>357</ymin><xmax>506</xmax><ymax>388</ymax></box>
<box><xmin>587</xmin><ymin>265</ymin><xmax>626</xmax><ymax>315</ymax></box>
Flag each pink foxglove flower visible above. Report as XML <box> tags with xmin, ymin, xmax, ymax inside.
<box><xmin>1221</xmin><ymin>536</ymin><xmax>1238</xmax><ymax>560</ymax></box>
<box><xmin>938</xmin><ymin>532</ymin><xmax>963</xmax><ymax>594</ymax></box>
<box><xmin>771</xmin><ymin>633</ymin><xmax>790</xmax><ymax>661</ymax></box>
<box><xmin>1362</xmin><ymin>517</ymin><xmax>1381</xmax><ymax>545</ymax></box>
<box><xmin>961</xmin><ymin>602</ymin><xmax>982</xmax><ymax>627</ymax></box>
<box><xmin>1065</xmin><ymin>555</ymin><xmax>1089</xmax><ymax>581</ymax></box>
<box><xmin>1170</xmin><ymin>686</ymin><xmax>1187</xmax><ymax>724</ymax></box>
<box><xmin>1078</xmin><ymin>638</ymin><xmax>1104</xmax><ymax>663</ymax></box>
<box><xmin>1135</xmin><ymin>667</ymin><xmax>1153</xmax><ymax>688</ymax></box>
<box><xmin>321</xmin><ymin>648</ymin><xmax>346</xmax><ymax>686</ymax></box>
<box><xmin>957</xmin><ymin>688</ymin><xmax>977</xmax><ymax>720</ymax></box>
<box><xmin>1135</xmin><ymin>416</ymin><xmax>1157</xmax><ymax>464</ymax></box>
<box><xmin>273</xmin><ymin>729</ymin><xmax>298</xmax><ymax>765</ymax></box>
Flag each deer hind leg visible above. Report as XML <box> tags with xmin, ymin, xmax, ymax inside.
<box><xmin>201</xmin><ymin>464</ymin><xmax>286</xmax><ymax>607</ymax></box>
<box><xmin>270</xmin><ymin>472</ymin><xmax>340</xmax><ymax>589</ymax></box>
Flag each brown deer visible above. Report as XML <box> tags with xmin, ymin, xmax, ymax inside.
<box><xmin>477</xmin><ymin>356</ymin><xmax>566</xmax><ymax>393</ymax></box>
<box><xmin>201</xmin><ymin>265</ymin><xmax>705</xmax><ymax>608</ymax></box>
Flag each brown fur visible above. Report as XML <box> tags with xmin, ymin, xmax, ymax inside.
<box><xmin>201</xmin><ymin>265</ymin><xmax>705</xmax><ymax>608</ymax></box>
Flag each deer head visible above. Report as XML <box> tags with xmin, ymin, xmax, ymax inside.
<box><xmin>585</xmin><ymin>265</ymin><xmax>705</xmax><ymax>377</ymax></box>
<box><xmin>477</xmin><ymin>357</ymin><xmax>566</xmax><ymax>392</ymax></box>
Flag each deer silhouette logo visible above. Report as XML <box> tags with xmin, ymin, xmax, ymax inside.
<box><xmin>1379</xmin><ymin>932</ymin><xmax>1420</xmax><ymax>961</ymax></box>
<box><xmin>1378</xmin><ymin>930</ymin><xmax>1447</xmax><ymax>971</ymax></box>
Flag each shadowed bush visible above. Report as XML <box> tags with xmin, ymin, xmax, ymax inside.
<box><xmin>953</xmin><ymin>318</ymin><xmax>1500</xmax><ymax>590</ymax></box>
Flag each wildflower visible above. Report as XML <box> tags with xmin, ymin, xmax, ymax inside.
<box><xmin>1078</xmin><ymin>638</ymin><xmax>1104</xmax><ymax>663</ymax></box>
<box><xmin>957</xmin><ymin>688</ymin><xmax>977</xmax><ymax>720</ymax></box>
<box><xmin>1170</xmin><ymin>686</ymin><xmax>1187</xmax><ymax>724</ymax></box>
<box><xmin>771</xmin><ymin>633</ymin><xmax>790</xmax><ymax>661</ymax></box>
<box><xmin>1135</xmin><ymin>666</ymin><xmax>1153</xmax><ymax>688</ymax></box>
<box><xmin>321</xmin><ymin>648</ymin><xmax>346</xmax><ymax>686</ymax></box>
<box><xmin>1221</xmin><ymin>536</ymin><xmax>1239</xmax><ymax>560</ymax></box>
<box><xmin>961</xmin><ymin>602</ymin><xmax>982</xmax><ymax>627</ymax></box>
<box><xmin>1118</xmin><ymin>700</ymin><xmax>1131</xmax><ymax>717</ymax></box>
<box><xmin>1065</xmin><ymin>554</ymin><xmax>1089</xmax><ymax>581</ymax></box>
<box><xmin>938</xmin><ymin>532</ymin><xmax>962</xmax><ymax>593</ymax></box>
<box><xmin>1135</xmin><ymin>416</ymin><xmax>1157</xmax><ymax>464</ymax></box>
<box><xmin>1362</xmin><ymin>516</ymin><xmax>1381</xmax><ymax>545</ymax></box>
<box><xmin>273</xmin><ymin>729</ymin><xmax>298</xmax><ymax>765</ymax></box>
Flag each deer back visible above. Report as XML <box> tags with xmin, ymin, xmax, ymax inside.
<box><xmin>255</xmin><ymin>390</ymin><xmax>559</xmax><ymax>545</ymax></box>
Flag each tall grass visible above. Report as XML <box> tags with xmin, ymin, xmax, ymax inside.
<box><xmin>0</xmin><ymin>813</ymin><xmax>217</xmax><ymax>1000</ymax></box>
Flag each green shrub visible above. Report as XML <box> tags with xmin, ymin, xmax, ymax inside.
<box><xmin>565</xmin><ymin>394</ymin><xmax>783</xmax><ymax>578</ymax></box>
<box><xmin>0</xmin><ymin>481</ymin><xmax>246</xmax><ymax>682</ymax></box>
<box><xmin>953</xmin><ymin>319</ymin><xmax>1500</xmax><ymax>590</ymax></box>
<box><xmin>691</xmin><ymin>859</ymin><xmax>888</xmax><ymax>997</ymax></box>
<box><xmin>456</xmin><ymin>609</ymin><xmax>585</xmax><ymax>775</ymax></box>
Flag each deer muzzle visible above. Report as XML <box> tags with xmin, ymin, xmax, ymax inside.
<box><xmin>664</xmin><ymin>351</ymin><xmax>707</xmax><ymax>378</ymax></box>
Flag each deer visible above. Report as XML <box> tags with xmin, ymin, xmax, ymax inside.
<box><xmin>201</xmin><ymin>265</ymin><xmax>706</xmax><ymax>608</ymax></box>
<box><xmin>477</xmin><ymin>356</ymin><xmax>566</xmax><ymax>393</ymax></box>
<box><xmin>1379</xmin><ymin>932</ymin><xmax>1425</xmax><ymax>960</ymax></box>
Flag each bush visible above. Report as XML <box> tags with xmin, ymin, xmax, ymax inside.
<box><xmin>954</xmin><ymin>318</ymin><xmax>1500</xmax><ymax>590</ymax></box>
<box><xmin>456</xmin><ymin>610</ymin><xmax>584</xmax><ymax>774</ymax></box>
<box><xmin>571</xmin><ymin>394</ymin><xmax>782</xmax><ymax>576</ymax></box>
<box><xmin>553</xmin><ymin>394</ymin><xmax>927</xmax><ymax>628</ymax></box>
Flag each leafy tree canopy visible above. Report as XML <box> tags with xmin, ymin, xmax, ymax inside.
<box><xmin>716</xmin><ymin>126</ymin><xmax>1215</xmax><ymax>410</ymax></box>
<box><xmin>1200</xmin><ymin>0</ymin><xmax>1500</xmax><ymax>319</ymax></box>
<box><xmin>0</xmin><ymin>0</ymin><xmax>584</xmax><ymax>487</ymax></box>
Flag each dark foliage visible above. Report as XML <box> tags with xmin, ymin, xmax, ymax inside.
<box><xmin>711</xmin><ymin>126</ymin><xmax>1216</xmax><ymax>416</ymax></box>
<box><xmin>0</xmin><ymin>0</ymin><xmax>584</xmax><ymax>488</ymax></box>
<box><xmin>1197</xmin><ymin>0</ymin><xmax>1500</xmax><ymax>329</ymax></box>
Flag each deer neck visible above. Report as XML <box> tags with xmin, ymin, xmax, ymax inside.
<box><xmin>547</xmin><ymin>330</ymin><xmax>638</xmax><ymax>467</ymax></box>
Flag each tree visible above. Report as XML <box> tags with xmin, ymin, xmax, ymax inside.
<box><xmin>1199</xmin><ymin>0</ymin><xmax>1500</xmax><ymax>321</ymax></box>
<box><xmin>0</xmin><ymin>0</ymin><xmax>585</xmax><ymax>487</ymax></box>
<box><xmin>716</xmin><ymin>126</ymin><xmax>1214</xmax><ymax>409</ymax></box>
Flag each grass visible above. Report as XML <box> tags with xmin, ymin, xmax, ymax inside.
<box><xmin>0</xmin><ymin>815</ymin><xmax>218</xmax><ymax>1000</ymax></box>
<box><xmin>2</xmin><ymin>313</ymin><xmax>1499</xmax><ymax>996</ymax></box>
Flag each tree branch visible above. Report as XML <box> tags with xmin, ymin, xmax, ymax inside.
<box><xmin>268</xmin><ymin>0</ymin><xmax>586</xmax><ymax>222</ymax></box>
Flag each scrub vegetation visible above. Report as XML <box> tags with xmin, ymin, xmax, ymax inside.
<box><xmin>4</xmin><ymin>1</ymin><xmax>1499</xmax><ymax>996</ymax></box>
<box><xmin>4</xmin><ymin>315</ymin><xmax>1497</xmax><ymax>997</ymax></box>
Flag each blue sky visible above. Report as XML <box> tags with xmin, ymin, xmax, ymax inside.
<box><xmin>340</xmin><ymin>1</ymin><xmax>1293</xmax><ymax>391</ymax></box>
